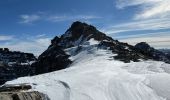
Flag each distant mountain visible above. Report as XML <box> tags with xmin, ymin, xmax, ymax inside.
<box><xmin>0</xmin><ymin>48</ymin><xmax>37</xmax><ymax>84</ymax></box>
<box><xmin>159</xmin><ymin>49</ymin><xmax>170</xmax><ymax>55</ymax></box>
<box><xmin>32</xmin><ymin>21</ymin><xmax>170</xmax><ymax>75</ymax></box>
<box><xmin>159</xmin><ymin>49</ymin><xmax>170</xmax><ymax>59</ymax></box>
<box><xmin>134</xmin><ymin>42</ymin><xmax>170</xmax><ymax>63</ymax></box>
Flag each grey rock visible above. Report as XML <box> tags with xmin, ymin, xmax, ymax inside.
<box><xmin>0</xmin><ymin>91</ymin><xmax>50</xmax><ymax>100</ymax></box>
<box><xmin>0</xmin><ymin>84</ymin><xmax>50</xmax><ymax>100</ymax></box>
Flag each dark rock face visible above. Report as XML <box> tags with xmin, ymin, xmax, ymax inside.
<box><xmin>99</xmin><ymin>41</ymin><xmax>170</xmax><ymax>63</ymax></box>
<box><xmin>0</xmin><ymin>48</ymin><xmax>37</xmax><ymax>85</ymax></box>
<box><xmin>135</xmin><ymin>42</ymin><xmax>153</xmax><ymax>52</ymax></box>
<box><xmin>0</xmin><ymin>84</ymin><xmax>32</xmax><ymax>92</ymax></box>
<box><xmin>53</xmin><ymin>21</ymin><xmax>113</xmax><ymax>48</ymax></box>
<box><xmin>159</xmin><ymin>49</ymin><xmax>170</xmax><ymax>59</ymax></box>
<box><xmin>32</xmin><ymin>45</ymin><xmax>72</xmax><ymax>74</ymax></box>
<box><xmin>135</xmin><ymin>42</ymin><xmax>170</xmax><ymax>63</ymax></box>
<box><xmin>0</xmin><ymin>48</ymin><xmax>36</xmax><ymax>64</ymax></box>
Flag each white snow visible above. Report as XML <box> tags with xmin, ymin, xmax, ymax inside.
<box><xmin>5</xmin><ymin>44</ymin><xmax>170</xmax><ymax>100</ymax></box>
<box><xmin>88</xmin><ymin>38</ymin><xmax>99</xmax><ymax>45</ymax></box>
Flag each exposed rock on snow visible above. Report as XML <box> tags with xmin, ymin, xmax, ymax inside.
<box><xmin>0</xmin><ymin>91</ymin><xmax>49</xmax><ymax>100</ymax></box>
<box><xmin>135</xmin><ymin>42</ymin><xmax>170</xmax><ymax>63</ymax></box>
<box><xmin>0</xmin><ymin>48</ymin><xmax>37</xmax><ymax>85</ymax></box>
<box><xmin>0</xmin><ymin>84</ymin><xmax>49</xmax><ymax>100</ymax></box>
<box><xmin>32</xmin><ymin>45</ymin><xmax>72</xmax><ymax>75</ymax></box>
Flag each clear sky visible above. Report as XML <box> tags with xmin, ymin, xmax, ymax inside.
<box><xmin>0</xmin><ymin>0</ymin><xmax>170</xmax><ymax>55</ymax></box>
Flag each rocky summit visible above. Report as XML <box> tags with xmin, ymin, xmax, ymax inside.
<box><xmin>55</xmin><ymin>21</ymin><xmax>113</xmax><ymax>48</ymax></box>
<box><xmin>32</xmin><ymin>21</ymin><xmax>170</xmax><ymax>75</ymax></box>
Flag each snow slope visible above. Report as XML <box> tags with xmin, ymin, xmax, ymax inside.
<box><xmin>5</xmin><ymin>43</ymin><xmax>170</xmax><ymax>100</ymax></box>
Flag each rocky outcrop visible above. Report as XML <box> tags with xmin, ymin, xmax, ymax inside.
<box><xmin>98</xmin><ymin>40</ymin><xmax>147</xmax><ymax>63</ymax></box>
<box><xmin>0</xmin><ymin>84</ymin><xmax>32</xmax><ymax>92</ymax></box>
<box><xmin>0</xmin><ymin>48</ymin><xmax>36</xmax><ymax>65</ymax></box>
<box><xmin>159</xmin><ymin>49</ymin><xmax>170</xmax><ymax>59</ymax></box>
<box><xmin>32</xmin><ymin>45</ymin><xmax>72</xmax><ymax>75</ymax></box>
<box><xmin>0</xmin><ymin>91</ymin><xmax>49</xmax><ymax>100</ymax></box>
<box><xmin>99</xmin><ymin>41</ymin><xmax>170</xmax><ymax>63</ymax></box>
<box><xmin>51</xmin><ymin>21</ymin><xmax>113</xmax><ymax>48</ymax></box>
<box><xmin>0</xmin><ymin>84</ymin><xmax>50</xmax><ymax>100</ymax></box>
<box><xmin>0</xmin><ymin>49</ymin><xmax>37</xmax><ymax>85</ymax></box>
<box><xmin>135</xmin><ymin>42</ymin><xmax>170</xmax><ymax>63</ymax></box>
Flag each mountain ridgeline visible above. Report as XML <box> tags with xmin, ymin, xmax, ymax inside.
<box><xmin>0</xmin><ymin>48</ymin><xmax>37</xmax><ymax>84</ymax></box>
<box><xmin>0</xmin><ymin>21</ymin><xmax>170</xmax><ymax>100</ymax></box>
<box><xmin>32</xmin><ymin>21</ymin><xmax>170</xmax><ymax>74</ymax></box>
<box><xmin>1</xmin><ymin>21</ymin><xmax>169</xmax><ymax>85</ymax></box>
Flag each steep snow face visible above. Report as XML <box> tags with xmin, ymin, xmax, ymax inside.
<box><xmin>6</xmin><ymin>42</ymin><xmax>170</xmax><ymax>100</ymax></box>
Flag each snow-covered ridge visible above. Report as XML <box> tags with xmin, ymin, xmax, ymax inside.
<box><xmin>4</xmin><ymin>21</ymin><xmax>170</xmax><ymax>100</ymax></box>
<box><xmin>6</xmin><ymin>41</ymin><xmax>170</xmax><ymax>100</ymax></box>
<box><xmin>34</xmin><ymin>21</ymin><xmax>170</xmax><ymax>76</ymax></box>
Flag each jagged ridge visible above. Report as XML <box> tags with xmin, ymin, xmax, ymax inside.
<box><xmin>0</xmin><ymin>48</ymin><xmax>37</xmax><ymax>85</ymax></box>
<box><xmin>51</xmin><ymin>21</ymin><xmax>113</xmax><ymax>48</ymax></box>
<box><xmin>32</xmin><ymin>21</ymin><xmax>170</xmax><ymax>74</ymax></box>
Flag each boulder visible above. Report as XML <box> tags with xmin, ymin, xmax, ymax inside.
<box><xmin>0</xmin><ymin>91</ymin><xmax>50</xmax><ymax>100</ymax></box>
<box><xmin>0</xmin><ymin>84</ymin><xmax>50</xmax><ymax>100</ymax></box>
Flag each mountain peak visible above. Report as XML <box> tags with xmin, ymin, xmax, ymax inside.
<box><xmin>70</xmin><ymin>21</ymin><xmax>96</xmax><ymax>31</ymax></box>
<box><xmin>62</xmin><ymin>21</ymin><xmax>97</xmax><ymax>41</ymax></box>
<box><xmin>52</xmin><ymin>21</ymin><xmax>113</xmax><ymax>48</ymax></box>
<box><xmin>33</xmin><ymin>22</ymin><xmax>170</xmax><ymax>75</ymax></box>
<box><xmin>135</xmin><ymin>42</ymin><xmax>153</xmax><ymax>50</ymax></box>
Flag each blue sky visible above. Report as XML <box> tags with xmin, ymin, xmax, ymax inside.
<box><xmin>0</xmin><ymin>0</ymin><xmax>170</xmax><ymax>55</ymax></box>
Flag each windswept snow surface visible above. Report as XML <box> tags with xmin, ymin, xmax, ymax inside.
<box><xmin>6</xmin><ymin>44</ymin><xmax>170</xmax><ymax>100</ymax></box>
